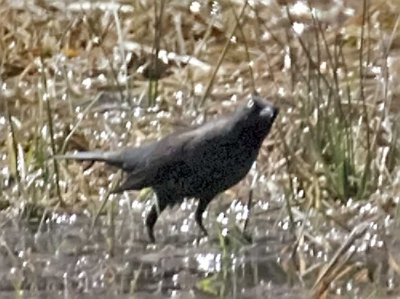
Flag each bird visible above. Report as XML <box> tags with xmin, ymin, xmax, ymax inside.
<box><xmin>56</xmin><ymin>95</ymin><xmax>279</xmax><ymax>242</ymax></box>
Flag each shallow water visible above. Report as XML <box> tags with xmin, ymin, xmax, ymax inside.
<box><xmin>2</xmin><ymin>0</ymin><xmax>400</xmax><ymax>297</ymax></box>
<box><xmin>0</xmin><ymin>192</ymin><xmax>301</xmax><ymax>298</ymax></box>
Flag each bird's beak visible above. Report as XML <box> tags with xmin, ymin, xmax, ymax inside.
<box><xmin>260</xmin><ymin>105</ymin><xmax>279</xmax><ymax>121</ymax></box>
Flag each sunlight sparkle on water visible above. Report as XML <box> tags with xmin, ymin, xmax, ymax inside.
<box><xmin>343</xmin><ymin>7</ymin><xmax>355</xmax><ymax>16</ymax></box>
<box><xmin>180</xmin><ymin>219</ymin><xmax>190</xmax><ymax>233</ymax></box>
<box><xmin>175</xmin><ymin>90</ymin><xmax>184</xmax><ymax>106</ymax></box>
<box><xmin>0</xmin><ymin>167</ymin><xmax>8</xmax><ymax>176</ymax></box>
<box><xmin>281</xmin><ymin>221</ymin><xmax>290</xmax><ymax>231</ymax></box>
<box><xmin>180</xmin><ymin>200</ymin><xmax>195</xmax><ymax>210</ymax></box>
<box><xmin>216</xmin><ymin>213</ymin><xmax>228</xmax><ymax>225</ymax></box>
<box><xmin>292</xmin><ymin>22</ymin><xmax>305</xmax><ymax>35</ymax></box>
<box><xmin>345</xmin><ymin>281</ymin><xmax>354</xmax><ymax>292</ymax></box>
<box><xmin>133</xmin><ymin>107</ymin><xmax>142</xmax><ymax>117</ymax></box>
<box><xmin>196</xmin><ymin>253</ymin><xmax>221</xmax><ymax>272</ymax></box>
<box><xmin>210</xmin><ymin>1</ymin><xmax>221</xmax><ymax>15</ymax></box>
<box><xmin>289</xmin><ymin>1</ymin><xmax>309</xmax><ymax>16</ymax></box>
<box><xmin>0</xmin><ymin>82</ymin><xmax>7</xmax><ymax>93</ymax></box>
<box><xmin>98</xmin><ymin>73</ymin><xmax>107</xmax><ymax>84</ymax></box>
<box><xmin>68</xmin><ymin>2</ymin><xmax>133</xmax><ymax>13</ymax></box>
<box><xmin>284</xmin><ymin>47</ymin><xmax>291</xmax><ymax>70</ymax></box>
<box><xmin>369</xmin><ymin>234</ymin><xmax>384</xmax><ymax>248</ymax></box>
<box><xmin>258</xmin><ymin>201</ymin><xmax>269</xmax><ymax>210</ymax></box>
<box><xmin>371</xmin><ymin>66</ymin><xmax>381</xmax><ymax>75</ymax></box>
<box><xmin>194</xmin><ymin>83</ymin><xmax>203</xmax><ymax>95</ymax></box>
<box><xmin>118</xmin><ymin>72</ymin><xmax>128</xmax><ymax>84</ymax></box>
<box><xmin>54</xmin><ymin>213</ymin><xmax>77</xmax><ymax>224</ymax></box>
<box><xmin>360</xmin><ymin>203</ymin><xmax>373</xmax><ymax>214</ymax></box>
<box><xmin>158</xmin><ymin>50</ymin><xmax>169</xmax><ymax>64</ymax></box>
<box><xmin>236</xmin><ymin>207</ymin><xmax>248</xmax><ymax>222</ymax></box>
<box><xmin>277</xmin><ymin>87</ymin><xmax>287</xmax><ymax>97</ymax></box>
<box><xmin>316</xmin><ymin>250</ymin><xmax>326</xmax><ymax>260</ymax></box>
<box><xmin>190</xmin><ymin>1</ymin><xmax>201</xmax><ymax>13</ymax></box>
<box><xmin>156</xmin><ymin>110</ymin><xmax>171</xmax><ymax>119</ymax></box>
<box><xmin>222</xmin><ymin>96</ymin><xmax>236</xmax><ymax>107</ymax></box>
<box><xmin>82</xmin><ymin>78</ymin><xmax>92</xmax><ymax>89</ymax></box>
<box><xmin>99</xmin><ymin>131</ymin><xmax>110</xmax><ymax>140</ymax></box>
<box><xmin>9</xmin><ymin>267</ymin><xmax>19</xmax><ymax>277</ymax></box>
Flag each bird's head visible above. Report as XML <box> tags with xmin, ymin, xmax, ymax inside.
<box><xmin>233</xmin><ymin>95</ymin><xmax>279</xmax><ymax>138</ymax></box>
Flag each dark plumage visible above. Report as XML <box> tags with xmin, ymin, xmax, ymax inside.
<box><xmin>56</xmin><ymin>95</ymin><xmax>279</xmax><ymax>242</ymax></box>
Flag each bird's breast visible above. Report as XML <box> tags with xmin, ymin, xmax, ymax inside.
<box><xmin>171</xmin><ymin>139</ymin><xmax>260</xmax><ymax>197</ymax></box>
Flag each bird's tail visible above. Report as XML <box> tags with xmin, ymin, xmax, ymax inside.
<box><xmin>54</xmin><ymin>151</ymin><xmax>112</xmax><ymax>162</ymax></box>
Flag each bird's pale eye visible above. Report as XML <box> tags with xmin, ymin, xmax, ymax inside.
<box><xmin>247</xmin><ymin>99</ymin><xmax>254</xmax><ymax>109</ymax></box>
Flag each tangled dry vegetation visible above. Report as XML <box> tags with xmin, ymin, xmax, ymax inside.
<box><xmin>2</xmin><ymin>0</ymin><xmax>400</xmax><ymax>297</ymax></box>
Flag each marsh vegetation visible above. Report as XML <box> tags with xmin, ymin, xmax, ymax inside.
<box><xmin>1</xmin><ymin>0</ymin><xmax>400</xmax><ymax>298</ymax></box>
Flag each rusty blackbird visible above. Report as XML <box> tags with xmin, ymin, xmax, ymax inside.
<box><xmin>56</xmin><ymin>95</ymin><xmax>279</xmax><ymax>242</ymax></box>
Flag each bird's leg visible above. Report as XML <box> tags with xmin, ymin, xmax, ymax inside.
<box><xmin>145</xmin><ymin>199</ymin><xmax>167</xmax><ymax>243</ymax></box>
<box><xmin>195</xmin><ymin>198</ymin><xmax>212</xmax><ymax>236</ymax></box>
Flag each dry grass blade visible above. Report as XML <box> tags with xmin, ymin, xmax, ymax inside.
<box><xmin>1</xmin><ymin>0</ymin><xmax>400</xmax><ymax>296</ymax></box>
<box><xmin>199</xmin><ymin>1</ymin><xmax>248</xmax><ymax>107</ymax></box>
<box><xmin>60</xmin><ymin>93</ymin><xmax>103</xmax><ymax>154</ymax></box>
<box><xmin>4</xmin><ymin>101</ymin><xmax>21</xmax><ymax>190</ymax></box>
<box><xmin>90</xmin><ymin>170</ymin><xmax>123</xmax><ymax>234</ymax></box>
<box><xmin>312</xmin><ymin>222</ymin><xmax>369</xmax><ymax>296</ymax></box>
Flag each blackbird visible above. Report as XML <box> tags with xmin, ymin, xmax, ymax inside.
<box><xmin>56</xmin><ymin>95</ymin><xmax>279</xmax><ymax>242</ymax></box>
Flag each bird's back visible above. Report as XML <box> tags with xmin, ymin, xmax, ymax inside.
<box><xmin>112</xmin><ymin>117</ymin><xmax>232</xmax><ymax>193</ymax></box>
<box><xmin>115</xmin><ymin>115</ymin><xmax>261</xmax><ymax>199</ymax></box>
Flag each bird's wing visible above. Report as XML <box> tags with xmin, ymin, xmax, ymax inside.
<box><xmin>112</xmin><ymin>131</ymin><xmax>197</xmax><ymax>191</ymax></box>
<box><xmin>179</xmin><ymin>117</ymin><xmax>234</xmax><ymax>158</ymax></box>
<box><xmin>113</xmin><ymin>118</ymin><xmax>231</xmax><ymax>192</ymax></box>
<box><xmin>115</xmin><ymin>142</ymin><xmax>159</xmax><ymax>171</ymax></box>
